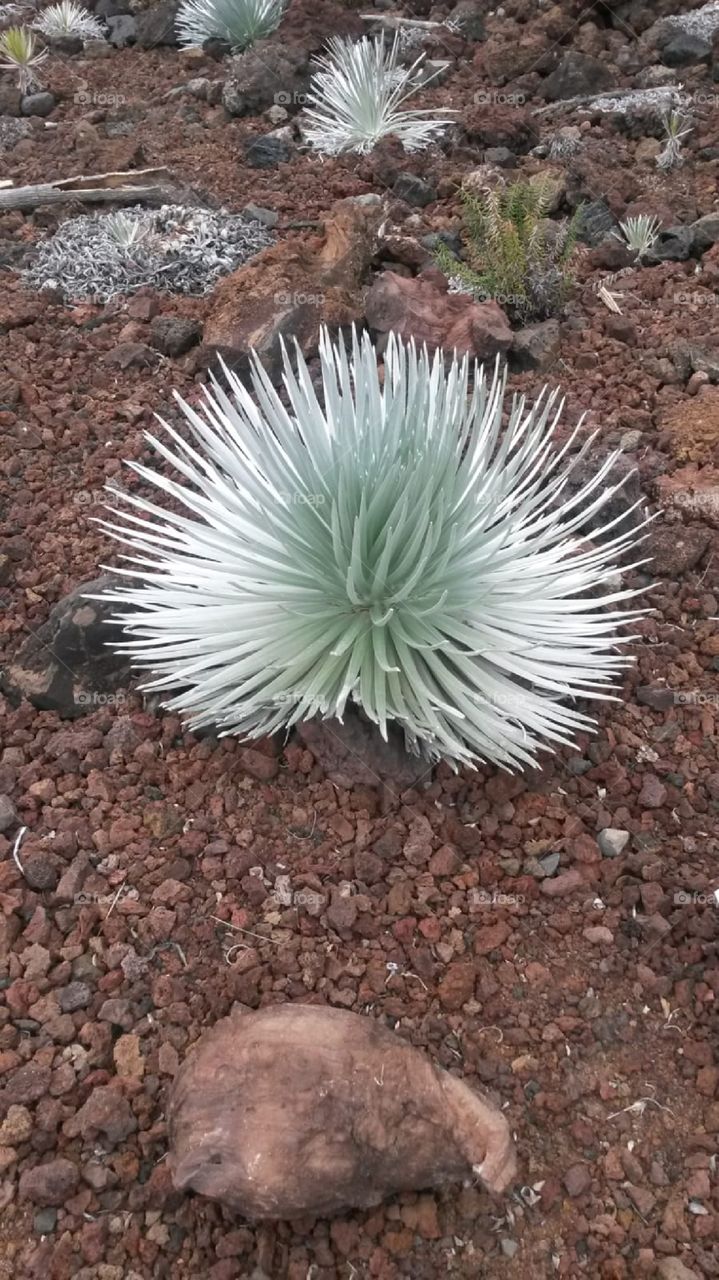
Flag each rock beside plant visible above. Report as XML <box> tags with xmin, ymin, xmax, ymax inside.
<box><xmin>168</xmin><ymin>1004</ymin><xmax>516</xmax><ymax>1218</ymax></box>
<box><xmin>365</xmin><ymin>269</ymin><xmax>513</xmax><ymax>361</ymax></box>
<box><xmin>1</xmin><ymin>575</ymin><xmax>133</xmax><ymax>716</ymax></box>
<box><xmin>199</xmin><ymin>195</ymin><xmax>383</xmax><ymax>379</ymax></box>
<box><xmin>296</xmin><ymin>707</ymin><xmax>431</xmax><ymax>792</ymax></box>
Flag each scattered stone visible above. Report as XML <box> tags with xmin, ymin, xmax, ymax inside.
<box><xmin>625</xmin><ymin>1183</ymin><xmax>657</xmax><ymax>1216</ymax></box>
<box><xmin>62</xmin><ymin>1085</ymin><xmax>137</xmax><ymax>1147</ymax></box>
<box><xmin>19</xmin><ymin>1158</ymin><xmax>79</xmax><ymax>1206</ymax></box>
<box><xmin>200</xmin><ymin>196</ymin><xmax>382</xmax><ymax>381</ymax></box>
<box><xmin>563</xmin><ymin>1163</ymin><xmax>592</xmax><ymax>1196</ymax></box>
<box><xmin>510</xmin><ymin>319</ymin><xmax>560</xmax><ymax>371</ymax></box>
<box><xmin>598</xmin><ymin>829</ymin><xmax>630</xmax><ymax>858</ymax></box>
<box><xmin>114</xmin><ymin>1033</ymin><xmax>145</xmax><ymax>1080</ymax></box>
<box><xmin>578</xmin><ymin>201</ymin><xmax>617</xmax><ymax>246</ymax></box>
<box><xmin>20</xmin><ymin>93</ymin><xmax>56</xmax><ymax>118</ymax></box>
<box><xmin>540</xmin><ymin>53</ymin><xmax>615</xmax><ymax>101</ymax></box>
<box><xmin>222</xmin><ymin>44</ymin><xmax>310</xmax><ymax>117</ymax></box>
<box><xmin>244</xmin><ymin>135</ymin><xmax>293</xmax><ymax>168</ymax></box>
<box><xmin>58</xmin><ymin>981</ymin><xmax>92</xmax><ymax>1013</ymax></box>
<box><xmin>148</xmin><ymin>315</ymin><xmax>202</xmax><ymax>357</ymax></box>
<box><xmin>0</xmin><ymin>794</ymin><xmax>16</xmax><ymax>833</ymax></box>
<box><xmin>691</xmin><ymin>213</ymin><xmax>719</xmax><ymax>253</ymax></box>
<box><xmin>106</xmin><ymin>13</ymin><xmax>137</xmax><ymax>46</ymax></box>
<box><xmin>540</xmin><ymin>869</ymin><xmax>585</xmax><ymax>898</ymax></box>
<box><xmin>393</xmin><ymin>174</ymin><xmax>437</xmax><ymax>207</ymax></box>
<box><xmin>643</xmin><ymin>522</ymin><xmax>710</xmax><ymax>576</ymax></box>
<box><xmin>0</xmin><ymin>1105</ymin><xmax>33</xmax><ymax>1145</ymax></box>
<box><xmin>33</xmin><ymin>1207</ymin><xmax>58</xmax><ymax>1234</ymax></box>
<box><xmin>655</xmin><ymin>1258</ymin><xmax>703</xmax><ymax>1280</ymax></box>
<box><xmin>638</xmin><ymin>775</ymin><xmax>668</xmax><ymax>809</ymax></box>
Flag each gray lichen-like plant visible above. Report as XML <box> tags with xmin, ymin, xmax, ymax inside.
<box><xmin>32</xmin><ymin>1</ymin><xmax>105</xmax><ymax>40</ymax></box>
<box><xmin>100</xmin><ymin>327</ymin><xmax>647</xmax><ymax>771</ymax></box>
<box><xmin>0</xmin><ymin>25</ymin><xmax>48</xmax><ymax>92</ymax></box>
<box><xmin>175</xmin><ymin>0</ymin><xmax>285</xmax><ymax>50</ymax></box>
<box><xmin>23</xmin><ymin>204</ymin><xmax>273</xmax><ymax>302</ymax></box>
<box><xmin>613</xmin><ymin>214</ymin><xmax>661</xmax><ymax>259</ymax></box>
<box><xmin>304</xmin><ymin>34</ymin><xmax>453</xmax><ymax>155</ymax></box>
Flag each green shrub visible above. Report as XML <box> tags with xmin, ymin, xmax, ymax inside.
<box><xmin>436</xmin><ymin>178</ymin><xmax>581</xmax><ymax>324</ymax></box>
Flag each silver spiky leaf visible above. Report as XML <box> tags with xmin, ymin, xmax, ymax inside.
<box><xmin>32</xmin><ymin>1</ymin><xmax>105</xmax><ymax>40</ymax></box>
<box><xmin>175</xmin><ymin>0</ymin><xmax>285</xmax><ymax>51</ymax></box>
<box><xmin>99</xmin><ymin>327</ymin><xmax>648</xmax><ymax>771</ymax></box>
<box><xmin>303</xmin><ymin>33</ymin><xmax>454</xmax><ymax>155</ymax></box>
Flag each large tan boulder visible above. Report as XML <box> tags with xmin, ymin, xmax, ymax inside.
<box><xmin>168</xmin><ymin>1004</ymin><xmax>516</xmax><ymax>1219</ymax></box>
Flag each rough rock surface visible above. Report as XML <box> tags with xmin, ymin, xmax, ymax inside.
<box><xmin>296</xmin><ymin>708</ymin><xmax>432</xmax><ymax>792</ymax></box>
<box><xmin>365</xmin><ymin>270</ymin><xmax>513</xmax><ymax>360</ymax></box>
<box><xmin>200</xmin><ymin>197</ymin><xmax>383</xmax><ymax>379</ymax></box>
<box><xmin>1</xmin><ymin>575</ymin><xmax>133</xmax><ymax>715</ymax></box>
<box><xmin>168</xmin><ymin>1004</ymin><xmax>516</xmax><ymax>1218</ymax></box>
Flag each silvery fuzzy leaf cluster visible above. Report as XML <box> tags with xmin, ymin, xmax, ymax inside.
<box><xmin>304</xmin><ymin>34</ymin><xmax>454</xmax><ymax>155</ymax></box>
<box><xmin>32</xmin><ymin>1</ymin><xmax>105</xmax><ymax>40</ymax></box>
<box><xmin>175</xmin><ymin>0</ymin><xmax>285</xmax><ymax>50</ymax></box>
<box><xmin>100</xmin><ymin>326</ymin><xmax>648</xmax><ymax>771</ymax></box>
<box><xmin>23</xmin><ymin>204</ymin><xmax>274</xmax><ymax>302</ymax></box>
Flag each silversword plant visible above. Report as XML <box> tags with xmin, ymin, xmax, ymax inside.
<box><xmin>33</xmin><ymin>1</ymin><xmax>105</xmax><ymax>40</ymax></box>
<box><xmin>614</xmin><ymin>213</ymin><xmax>661</xmax><ymax>259</ymax></box>
<box><xmin>656</xmin><ymin>109</ymin><xmax>693</xmax><ymax>171</ymax></box>
<box><xmin>0</xmin><ymin>25</ymin><xmax>48</xmax><ymax>93</ymax></box>
<box><xmin>304</xmin><ymin>34</ymin><xmax>453</xmax><ymax>154</ymax></box>
<box><xmin>175</xmin><ymin>0</ymin><xmax>285</xmax><ymax>51</ymax></box>
<box><xmin>100</xmin><ymin>327</ymin><xmax>647</xmax><ymax>771</ymax></box>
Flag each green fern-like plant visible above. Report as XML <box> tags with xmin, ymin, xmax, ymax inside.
<box><xmin>436</xmin><ymin>178</ymin><xmax>581</xmax><ymax>324</ymax></box>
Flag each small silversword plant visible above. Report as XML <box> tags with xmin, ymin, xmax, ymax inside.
<box><xmin>33</xmin><ymin>1</ymin><xmax>105</xmax><ymax>40</ymax></box>
<box><xmin>304</xmin><ymin>34</ymin><xmax>453</xmax><ymax>155</ymax></box>
<box><xmin>613</xmin><ymin>214</ymin><xmax>661</xmax><ymax>259</ymax></box>
<box><xmin>100</xmin><ymin>327</ymin><xmax>647</xmax><ymax>771</ymax></box>
<box><xmin>656</xmin><ymin>109</ymin><xmax>693</xmax><ymax>171</ymax></box>
<box><xmin>175</xmin><ymin>0</ymin><xmax>285</xmax><ymax>51</ymax></box>
<box><xmin>0</xmin><ymin>25</ymin><xmax>48</xmax><ymax>92</ymax></box>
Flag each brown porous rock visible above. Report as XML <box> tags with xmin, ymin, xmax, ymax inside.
<box><xmin>168</xmin><ymin>1003</ymin><xmax>516</xmax><ymax>1219</ymax></box>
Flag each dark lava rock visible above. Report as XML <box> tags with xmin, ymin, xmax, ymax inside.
<box><xmin>106</xmin><ymin>13</ymin><xmax>137</xmax><ymax>45</ymax></box>
<box><xmin>149</xmin><ymin>315</ymin><xmax>202</xmax><ymax>357</ymax></box>
<box><xmin>643</xmin><ymin>522</ymin><xmax>710</xmax><ymax>576</ymax></box>
<box><xmin>20</xmin><ymin>92</ymin><xmax>56</xmax><ymax>118</ymax></box>
<box><xmin>510</xmin><ymin>319</ymin><xmax>560</xmax><ymax>371</ymax></box>
<box><xmin>691</xmin><ymin>213</ymin><xmax>719</xmax><ymax>254</ymax></box>
<box><xmin>645</xmin><ymin>226</ymin><xmax>695</xmax><ymax>263</ymax></box>
<box><xmin>540</xmin><ymin>52</ymin><xmax>615</xmax><ymax>101</ymax></box>
<box><xmin>661</xmin><ymin>33</ymin><xmax>712</xmax><ymax>67</ymax></box>
<box><xmin>562</xmin><ymin>453</ymin><xmax>644</xmax><ymax>538</ymax></box>
<box><xmin>393</xmin><ymin>174</ymin><xmax>437</xmax><ymax>208</ymax></box>
<box><xmin>135</xmin><ymin>1</ymin><xmax>179</xmax><ymax>48</ymax></box>
<box><xmin>244</xmin><ymin>134</ymin><xmax>293</xmax><ymax>168</ymax></box>
<box><xmin>222</xmin><ymin>43</ymin><xmax>310</xmax><ymax>117</ymax></box>
<box><xmin>447</xmin><ymin>0</ymin><xmax>486</xmax><ymax>40</ymax></box>
<box><xmin>577</xmin><ymin>201</ymin><xmax>616</xmax><ymax>247</ymax></box>
<box><xmin>1</xmin><ymin>574</ymin><xmax>135</xmax><ymax>717</ymax></box>
<box><xmin>295</xmin><ymin>708</ymin><xmax>432</xmax><ymax>793</ymax></box>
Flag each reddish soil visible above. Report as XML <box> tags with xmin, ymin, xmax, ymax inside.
<box><xmin>1</xmin><ymin>1</ymin><xmax>719</xmax><ymax>1278</ymax></box>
